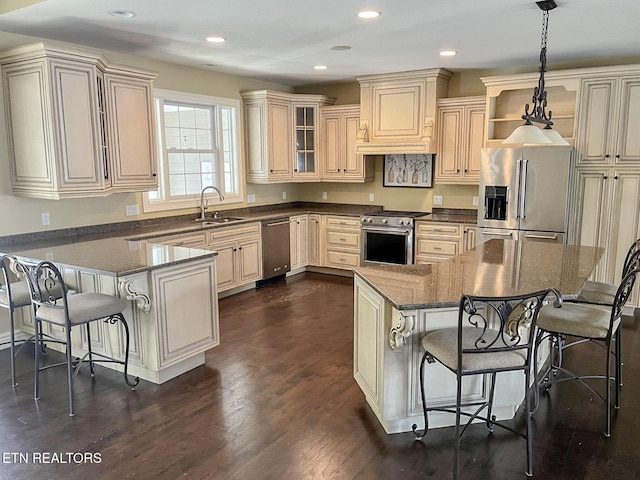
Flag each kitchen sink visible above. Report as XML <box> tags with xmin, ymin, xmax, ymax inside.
<box><xmin>198</xmin><ymin>217</ymin><xmax>244</xmax><ymax>226</ymax></box>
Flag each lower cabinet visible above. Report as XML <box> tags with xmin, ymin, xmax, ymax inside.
<box><xmin>153</xmin><ymin>222</ymin><xmax>262</xmax><ymax>294</ymax></box>
<box><xmin>208</xmin><ymin>224</ymin><xmax>262</xmax><ymax>292</ymax></box>
<box><xmin>308</xmin><ymin>214</ymin><xmax>322</xmax><ymax>266</ymax></box>
<box><xmin>415</xmin><ymin>222</ymin><xmax>477</xmax><ymax>265</ymax></box>
<box><xmin>324</xmin><ymin>215</ymin><xmax>361</xmax><ymax>270</ymax></box>
<box><xmin>571</xmin><ymin>167</ymin><xmax>640</xmax><ymax>306</ymax></box>
<box><xmin>290</xmin><ymin>214</ymin><xmax>309</xmax><ymax>270</ymax></box>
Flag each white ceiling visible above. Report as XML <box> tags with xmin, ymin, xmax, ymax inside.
<box><xmin>0</xmin><ymin>0</ymin><xmax>639</xmax><ymax>87</ymax></box>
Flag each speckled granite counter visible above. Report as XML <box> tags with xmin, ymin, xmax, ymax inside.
<box><xmin>354</xmin><ymin>239</ymin><xmax>604</xmax><ymax>310</ymax></box>
<box><xmin>4</xmin><ymin>237</ymin><xmax>216</xmax><ymax>276</ymax></box>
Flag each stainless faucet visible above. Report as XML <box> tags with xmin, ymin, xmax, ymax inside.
<box><xmin>199</xmin><ymin>186</ymin><xmax>225</xmax><ymax>220</ymax></box>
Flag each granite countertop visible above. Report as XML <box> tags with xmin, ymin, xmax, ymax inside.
<box><xmin>0</xmin><ymin>202</ymin><xmax>383</xmax><ymax>276</ymax></box>
<box><xmin>0</xmin><ymin>202</ymin><xmax>480</xmax><ymax>276</ymax></box>
<box><xmin>416</xmin><ymin>208</ymin><xmax>478</xmax><ymax>225</ymax></box>
<box><xmin>354</xmin><ymin>239</ymin><xmax>604</xmax><ymax>310</ymax></box>
<box><xmin>5</xmin><ymin>237</ymin><xmax>217</xmax><ymax>277</ymax></box>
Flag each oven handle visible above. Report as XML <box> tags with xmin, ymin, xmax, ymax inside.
<box><xmin>361</xmin><ymin>227</ymin><xmax>412</xmax><ymax>235</ymax></box>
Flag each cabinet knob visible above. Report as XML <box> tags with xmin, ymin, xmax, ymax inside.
<box><xmin>603</xmin><ymin>175</ymin><xmax>608</xmax><ymax>179</ymax></box>
<box><xmin>464</xmin><ymin>169</ymin><xmax>468</xmax><ymax>173</ymax></box>
<box><xmin>233</xmin><ymin>248</ymin><xmax>237</xmax><ymax>251</ymax></box>
<box><xmin>614</xmin><ymin>175</ymin><xmax>619</xmax><ymax>180</ymax></box>
<box><xmin>457</xmin><ymin>169</ymin><xmax>460</xmax><ymax>173</ymax></box>
<box><xmin>616</xmin><ymin>154</ymin><xmax>621</xmax><ymax>159</ymax></box>
<box><xmin>605</xmin><ymin>154</ymin><xmax>611</xmax><ymax>158</ymax></box>
<box><xmin>270</xmin><ymin>169</ymin><xmax>274</xmax><ymax>173</ymax></box>
<box><xmin>239</xmin><ymin>246</ymin><xmax>243</xmax><ymax>250</ymax></box>
<box><xmin>152</xmin><ymin>173</ymin><xmax>157</xmax><ymax>177</ymax></box>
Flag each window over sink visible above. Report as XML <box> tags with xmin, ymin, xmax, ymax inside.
<box><xmin>143</xmin><ymin>89</ymin><xmax>243</xmax><ymax>213</ymax></box>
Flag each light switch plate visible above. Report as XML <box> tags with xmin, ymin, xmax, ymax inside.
<box><xmin>322</xmin><ymin>192</ymin><xmax>327</xmax><ymax>200</ymax></box>
<box><xmin>41</xmin><ymin>212</ymin><xmax>50</xmax><ymax>226</ymax></box>
<box><xmin>369</xmin><ymin>193</ymin><xmax>375</xmax><ymax>202</ymax></box>
<box><xmin>247</xmin><ymin>194</ymin><xmax>256</xmax><ymax>203</ymax></box>
<box><xmin>472</xmin><ymin>196</ymin><xmax>479</xmax><ymax>206</ymax></box>
<box><xmin>433</xmin><ymin>195</ymin><xmax>443</xmax><ymax>205</ymax></box>
<box><xmin>282</xmin><ymin>191</ymin><xmax>287</xmax><ymax>200</ymax></box>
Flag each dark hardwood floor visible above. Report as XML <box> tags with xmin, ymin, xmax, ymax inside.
<box><xmin>1</xmin><ymin>272</ymin><xmax>640</xmax><ymax>479</ymax></box>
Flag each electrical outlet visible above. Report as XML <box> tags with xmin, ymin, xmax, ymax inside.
<box><xmin>472</xmin><ymin>196</ymin><xmax>479</xmax><ymax>206</ymax></box>
<box><xmin>433</xmin><ymin>195</ymin><xmax>443</xmax><ymax>206</ymax></box>
<box><xmin>322</xmin><ymin>192</ymin><xmax>327</xmax><ymax>200</ymax></box>
<box><xmin>125</xmin><ymin>204</ymin><xmax>139</xmax><ymax>216</ymax></box>
<box><xmin>369</xmin><ymin>193</ymin><xmax>375</xmax><ymax>202</ymax></box>
<box><xmin>282</xmin><ymin>191</ymin><xmax>287</xmax><ymax>200</ymax></box>
<box><xmin>247</xmin><ymin>194</ymin><xmax>256</xmax><ymax>203</ymax></box>
<box><xmin>41</xmin><ymin>212</ymin><xmax>50</xmax><ymax>226</ymax></box>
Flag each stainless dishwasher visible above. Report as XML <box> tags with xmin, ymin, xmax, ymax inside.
<box><xmin>259</xmin><ymin>217</ymin><xmax>291</xmax><ymax>285</ymax></box>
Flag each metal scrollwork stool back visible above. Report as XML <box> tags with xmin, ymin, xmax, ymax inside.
<box><xmin>412</xmin><ymin>288</ymin><xmax>561</xmax><ymax>479</ymax></box>
<box><xmin>25</xmin><ymin>260</ymin><xmax>139</xmax><ymax>416</ymax></box>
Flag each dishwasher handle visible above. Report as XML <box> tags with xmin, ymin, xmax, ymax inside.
<box><xmin>263</xmin><ymin>220</ymin><xmax>290</xmax><ymax>227</ymax></box>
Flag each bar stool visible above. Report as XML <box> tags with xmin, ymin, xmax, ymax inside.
<box><xmin>534</xmin><ymin>265</ymin><xmax>640</xmax><ymax>437</ymax></box>
<box><xmin>24</xmin><ymin>260</ymin><xmax>139</xmax><ymax>416</ymax></box>
<box><xmin>573</xmin><ymin>239</ymin><xmax>640</xmax><ymax>306</ymax></box>
<box><xmin>0</xmin><ymin>255</ymin><xmax>32</xmax><ymax>386</ymax></box>
<box><xmin>412</xmin><ymin>288</ymin><xmax>561</xmax><ymax>478</ymax></box>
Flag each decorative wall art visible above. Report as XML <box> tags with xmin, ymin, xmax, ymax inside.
<box><xmin>383</xmin><ymin>154</ymin><xmax>434</xmax><ymax>188</ymax></box>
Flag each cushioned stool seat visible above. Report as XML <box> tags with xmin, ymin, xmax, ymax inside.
<box><xmin>575</xmin><ymin>280</ymin><xmax>618</xmax><ymax>306</ymax></box>
<box><xmin>538</xmin><ymin>302</ymin><xmax>614</xmax><ymax>339</ymax></box>
<box><xmin>36</xmin><ymin>293</ymin><xmax>127</xmax><ymax>325</ymax></box>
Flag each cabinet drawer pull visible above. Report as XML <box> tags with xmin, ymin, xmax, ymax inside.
<box><xmin>433</xmin><ymin>246</ymin><xmax>442</xmax><ymax>250</ymax></box>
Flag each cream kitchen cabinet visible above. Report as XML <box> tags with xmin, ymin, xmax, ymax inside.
<box><xmin>415</xmin><ymin>222</ymin><xmax>462</xmax><ymax>265</ymax></box>
<box><xmin>462</xmin><ymin>226</ymin><xmax>477</xmax><ymax>252</ymax></box>
<box><xmin>290</xmin><ymin>214</ymin><xmax>309</xmax><ymax>270</ymax></box>
<box><xmin>356</xmin><ymin>69</ymin><xmax>452</xmax><ymax>154</ymax></box>
<box><xmin>241</xmin><ymin>90</ymin><xmax>334</xmax><ymax>183</ymax></box>
<box><xmin>208</xmin><ymin>223</ymin><xmax>262</xmax><ymax>292</ymax></box>
<box><xmin>324</xmin><ymin>215</ymin><xmax>361</xmax><ymax>270</ymax></box>
<box><xmin>0</xmin><ymin>42</ymin><xmax>157</xmax><ymax>199</ymax></box>
<box><xmin>308</xmin><ymin>214</ymin><xmax>322</xmax><ymax>266</ymax></box>
<box><xmin>434</xmin><ymin>96</ymin><xmax>485</xmax><ymax>184</ymax></box>
<box><xmin>415</xmin><ymin>221</ymin><xmax>476</xmax><ymax>263</ymax></box>
<box><xmin>575</xmin><ymin>76</ymin><xmax>640</xmax><ymax>166</ymax></box>
<box><xmin>571</xmin><ymin>168</ymin><xmax>640</xmax><ymax>305</ymax></box>
<box><xmin>320</xmin><ymin>105</ymin><xmax>374</xmax><ymax>182</ymax></box>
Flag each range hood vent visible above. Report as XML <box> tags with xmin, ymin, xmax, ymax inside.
<box><xmin>355</xmin><ymin>68</ymin><xmax>451</xmax><ymax>155</ymax></box>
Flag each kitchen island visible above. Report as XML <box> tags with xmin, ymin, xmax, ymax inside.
<box><xmin>353</xmin><ymin>239</ymin><xmax>603</xmax><ymax>434</ymax></box>
<box><xmin>3</xmin><ymin>237</ymin><xmax>219</xmax><ymax>384</ymax></box>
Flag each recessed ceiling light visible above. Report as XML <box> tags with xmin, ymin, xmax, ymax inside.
<box><xmin>109</xmin><ymin>10</ymin><xmax>136</xmax><ymax>18</ymax></box>
<box><xmin>314</xmin><ymin>65</ymin><xmax>328</xmax><ymax>71</ymax></box>
<box><xmin>440</xmin><ymin>50</ymin><xmax>458</xmax><ymax>57</ymax></box>
<box><xmin>358</xmin><ymin>10</ymin><xmax>381</xmax><ymax>19</ymax></box>
<box><xmin>206</xmin><ymin>35</ymin><xmax>226</xmax><ymax>43</ymax></box>
<box><xmin>331</xmin><ymin>45</ymin><xmax>352</xmax><ymax>51</ymax></box>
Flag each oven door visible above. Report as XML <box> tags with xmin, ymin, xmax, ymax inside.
<box><xmin>361</xmin><ymin>227</ymin><xmax>414</xmax><ymax>265</ymax></box>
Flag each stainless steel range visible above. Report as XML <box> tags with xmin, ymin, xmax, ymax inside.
<box><xmin>360</xmin><ymin>211</ymin><xmax>428</xmax><ymax>265</ymax></box>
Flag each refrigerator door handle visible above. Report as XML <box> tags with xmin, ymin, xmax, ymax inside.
<box><xmin>514</xmin><ymin>159</ymin><xmax>522</xmax><ymax>220</ymax></box>
<box><xmin>523</xmin><ymin>233</ymin><xmax>558</xmax><ymax>240</ymax></box>
<box><xmin>520</xmin><ymin>159</ymin><xmax>529</xmax><ymax>219</ymax></box>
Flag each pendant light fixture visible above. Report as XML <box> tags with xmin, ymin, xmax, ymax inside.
<box><xmin>503</xmin><ymin>0</ymin><xmax>569</xmax><ymax>145</ymax></box>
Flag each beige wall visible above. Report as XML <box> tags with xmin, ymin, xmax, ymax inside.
<box><xmin>295</xmin><ymin>156</ymin><xmax>478</xmax><ymax>211</ymax></box>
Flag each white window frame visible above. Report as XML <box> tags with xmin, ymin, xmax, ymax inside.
<box><xmin>143</xmin><ymin>89</ymin><xmax>244</xmax><ymax>213</ymax></box>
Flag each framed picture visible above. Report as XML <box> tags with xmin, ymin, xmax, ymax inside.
<box><xmin>383</xmin><ymin>154</ymin><xmax>434</xmax><ymax>188</ymax></box>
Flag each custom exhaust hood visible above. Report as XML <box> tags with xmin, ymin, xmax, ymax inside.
<box><xmin>355</xmin><ymin>68</ymin><xmax>452</xmax><ymax>154</ymax></box>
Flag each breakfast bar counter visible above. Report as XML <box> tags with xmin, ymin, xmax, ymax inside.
<box><xmin>352</xmin><ymin>239</ymin><xmax>603</xmax><ymax>434</ymax></box>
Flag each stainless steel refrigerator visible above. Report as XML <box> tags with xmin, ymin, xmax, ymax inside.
<box><xmin>477</xmin><ymin>146</ymin><xmax>573</xmax><ymax>244</ymax></box>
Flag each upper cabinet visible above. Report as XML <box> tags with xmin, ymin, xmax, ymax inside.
<box><xmin>434</xmin><ymin>96</ymin><xmax>485</xmax><ymax>184</ymax></box>
<box><xmin>240</xmin><ymin>90</ymin><xmax>334</xmax><ymax>183</ymax></box>
<box><xmin>0</xmin><ymin>42</ymin><xmax>158</xmax><ymax>199</ymax></box>
<box><xmin>355</xmin><ymin>69</ymin><xmax>452</xmax><ymax>154</ymax></box>
<box><xmin>575</xmin><ymin>74</ymin><xmax>640</xmax><ymax>165</ymax></box>
<box><xmin>319</xmin><ymin>104</ymin><xmax>374</xmax><ymax>182</ymax></box>
<box><xmin>481</xmin><ymin>71</ymin><xmax>579</xmax><ymax>148</ymax></box>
